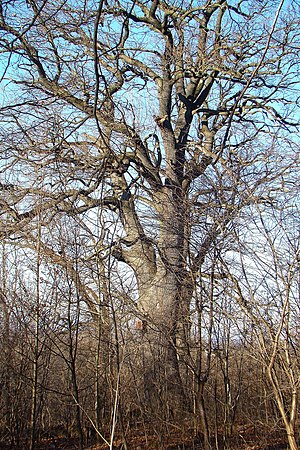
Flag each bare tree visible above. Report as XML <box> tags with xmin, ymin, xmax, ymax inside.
<box><xmin>221</xmin><ymin>186</ymin><xmax>300</xmax><ymax>449</ymax></box>
<box><xmin>0</xmin><ymin>0</ymin><xmax>299</xmax><ymax>440</ymax></box>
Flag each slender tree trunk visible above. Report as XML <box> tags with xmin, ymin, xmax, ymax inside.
<box><xmin>1</xmin><ymin>246</ymin><xmax>13</xmax><ymax>445</ymax></box>
<box><xmin>68</xmin><ymin>303</ymin><xmax>84</xmax><ymax>449</ymax></box>
<box><xmin>30</xmin><ymin>324</ymin><xmax>39</xmax><ymax>450</ymax></box>
<box><xmin>71</xmin><ymin>369</ymin><xmax>84</xmax><ymax>450</ymax></box>
<box><xmin>95</xmin><ymin>258</ymin><xmax>111</xmax><ymax>435</ymax></box>
<box><xmin>198</xmin><ymin>382</ymin><xmax>211</xmax><ymax>450</ymax></box>
<box><xmin>95</xmin><ymin>332</ymin><xmax>102</xmax><ymax>434</ymax></box>
<box><xmin>268</xmin><ymin>366</ymin><xmax>299</xmax><ymax>450</ymax></box>
<box><xmin>30</xmin><ymin>215</ymin><xmax>42</xmax><ymax>450</ymax></box>
<box><xmin>287</xmin><ymin>429</ymin><xmax>298</xmax><ymax>450</ymax></box>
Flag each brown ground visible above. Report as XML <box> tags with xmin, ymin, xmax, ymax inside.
<box><xmin>0</xmin><ymin>424</ymin><xmax>292</xmax><ymax>449</ymax></box>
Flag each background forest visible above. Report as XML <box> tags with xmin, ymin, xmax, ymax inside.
<box><xmin>0</xmin><ymin>0</ymin><xmax>299</xmax><ymax>449</ymax></box>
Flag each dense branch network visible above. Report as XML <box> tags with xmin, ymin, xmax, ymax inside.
<box><xmin>0</xmin><ymin>0</ymin><xmax>299</xmax><ymax>321</ymax></box>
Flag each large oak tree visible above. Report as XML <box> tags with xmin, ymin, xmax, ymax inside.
<box><xmin>0</xmin><ymin>0</ymin><xmax>299</xmax><ymax>432</ymax></box>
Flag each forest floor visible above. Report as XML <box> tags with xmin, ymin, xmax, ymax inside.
<box><xmin>32</xmin><ymin>433</ymin><xmax>289</xmax><ymax>450</ymax></box>
<box><xmin>0</xmin><ymin>424</ymin><xmax>293</xmax><ymax>449</ymax></box>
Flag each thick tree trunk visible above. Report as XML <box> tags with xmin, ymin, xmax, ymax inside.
<box><xmin>134</xmin><ymin>193</ymin><xmax>192</xmax><ymax>417</ymax></box>
<box><xmin>137</xmin><ymin>280</ymin><xmax>188</xmax><ymax>419</ymax></box>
